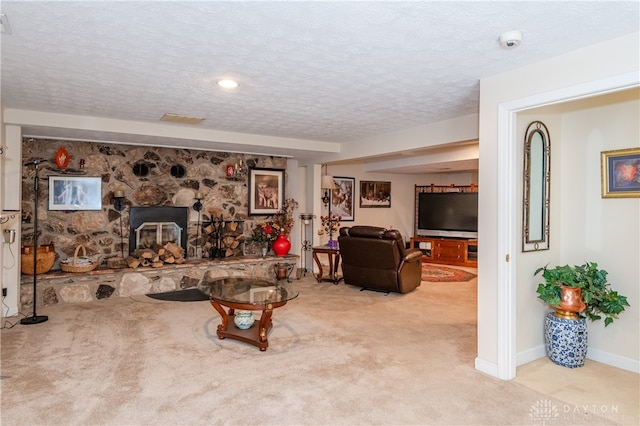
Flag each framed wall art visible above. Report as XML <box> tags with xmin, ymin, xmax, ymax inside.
<box><xmin>330</xmin><ymin>176</ymin><xmax>355</xmax><ymax>221</ymax></box>
<box><xmin>600</xmin><ymin>147</ymin><xmax>640</xmax><ymax>198</ymax></box>
<box><xmin>49</xmin><ymin>176</ymin><xmax>102</xmax><ymax>210</ymax></box>
<box><xmin>359</xmin><ymin>180</ymin><xmax>391</xmax><ymax>208</ymax></box>
<box><xmin>248</xmin><ymin>168</ymin><xmax>285</xmax><ymax>215</ymax></box>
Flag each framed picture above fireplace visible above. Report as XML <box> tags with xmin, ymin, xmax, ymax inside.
<box><xmin>248</xmin><ymin>168</ymin><xmax>284</xmax><ymax>215</ymax></box>
<box><xmin>48</xmin><ymin>176</ymin><xmax>102</xmax><ymax>211</ymax></box>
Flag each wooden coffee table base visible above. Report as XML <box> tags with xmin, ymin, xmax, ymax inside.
<box><xmin>210</xmin><ymin>299</ymin><xmax>284</xmax><ymax>351</ymax></box>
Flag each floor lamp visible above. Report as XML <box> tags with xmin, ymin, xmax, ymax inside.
<box><xmin>21</xmin><ymin>159</ymin><xmax>48</xmax><ymax>325</ymax></box>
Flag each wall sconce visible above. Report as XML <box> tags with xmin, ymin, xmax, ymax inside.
<box><xmin>193</xmin><ymin>192</ymin><xmax>203</xmax><ymax>212</ymax></box>
<box><xmin>193</xmin><ymin>192</ymin><xmax>204</xmax><ymax>258</ymax></box>
<box><xmin>113</xmin><ymin>190</ymin><xmax>127</xmax><ymax>259</ymax></box>
<box><xmin>114</xmin><ymin>190</ymin><xmax>126</xmax><ymax>211</ymax></box>
<box><xmin>226</xmin><ymin>159</ymin><xmax>247</xmax><ymax>181</ymax></box>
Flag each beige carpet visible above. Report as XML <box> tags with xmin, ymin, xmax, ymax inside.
<box><xmin>0</xmin><ymin>271</ymin><xmax>627</xmax><ymax>425</ymax></box>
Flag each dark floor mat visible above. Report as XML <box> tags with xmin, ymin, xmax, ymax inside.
<box><xmin>146</xmin><ymin>288</ymin><xmax>209</xmax><ymax>302</ymax></box>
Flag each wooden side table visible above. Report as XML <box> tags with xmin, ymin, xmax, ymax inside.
<box><xmin>312</xmin><ymin>245</ymin><xmax>343</xmax><ymax>285</ymax></box>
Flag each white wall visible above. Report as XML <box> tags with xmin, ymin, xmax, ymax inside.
<box><xmin>478</xmin><ymin>32</ymin><xmax>640</xmax><ymax>377</ymax></box>
<box><xmin>558</xmin><ymin>92</ymin><xmax>639</xmax><ymax>365</ymax></box>
<box><xmin>285</xmin><ymin>158</ymin><xmax>304</xmax><ymax>261</ymax></box>
<box><xmin>515</xmin><ymin>91</ymin><xmax>640</xmax><ymax>370</ymax></box>
<box><xmin>515</xmin><ymin>112</ymin><xmax>563</xmax><ymax>359</ymax></box>
<box><xmin>1</xmin><ymin>124</ymin><xmax>23</xmax><ymax>317</ymax></box>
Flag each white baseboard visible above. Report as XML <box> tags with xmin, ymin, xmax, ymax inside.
<box><xmin>517</xmin><ymin>345</ymin><xmax>546</xmax><ymax>366</ymax></box>
<box><xmin>474</xmin><ymin>357</ymin><xmax>498</xmax><ymax>378</ymax></box>
<box><xmin>587</xmin><ymin>347</ymin><xmax>640</xmax><ymax>374</ymax></box>
<box><xmin>1</xmin><ymin>305</ymin><xmax>19</xmax><ymax>318</ymax></box>
<box><xmin>516</xmin><ymin>345</ymin><xmax>640</xmax><ymax>374</ymax></box>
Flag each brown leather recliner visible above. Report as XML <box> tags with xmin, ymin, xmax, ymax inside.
<box><xmin>338</xmin><ymin>226</ymin><xmax>422</xmax><ymax>294</ymax></box>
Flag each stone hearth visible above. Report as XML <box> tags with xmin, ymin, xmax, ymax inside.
<box><xmin>19</xmin><ymin>255</ymin><xmax>297</xmax><ymax>311</ymax></box>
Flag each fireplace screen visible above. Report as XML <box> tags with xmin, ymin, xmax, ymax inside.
<box><xmin>135</xmin><ymin>222</ymin><xmax>182</xmax><ymax>250</ymax></box>
<box><xmin>129</xmin><ymin>207</ymin><xmax>188</xmax><ymax>255</ymax></box>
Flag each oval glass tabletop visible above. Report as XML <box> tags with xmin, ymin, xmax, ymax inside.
<box><xmin>198</xmin><ymin>277</ymin><xmax>299</xmax><ymax>306</ymax></box>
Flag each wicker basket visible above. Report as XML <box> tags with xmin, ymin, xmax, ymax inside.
<box><xmin>60</xmin><ymin>244</ymin><xmax>98</xmax><ymax>273</ymax></box>
<box><xmin>21</xmin><ymin>244</ymin><xmax>56</xmax><ymax>275</ymax></box>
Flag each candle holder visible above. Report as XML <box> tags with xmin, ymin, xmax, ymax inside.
<box><xmin>193</xmin><ymin>192</ymin><xmax>204</xmax><ymax>258</ymax></box>
<box><xmin>299</xmin><ymin>213</ymin><xmax>315</xmax><ymax>277</ymax></box>
<box><xmin>226</xmin><ymin>159</ymin><xmax>247</xmax><ymax>181</ymax></box>
<box><xmin>113</xmin><ymin>191</ymin><xmax>127</xmax><ymax>259</ymax></box>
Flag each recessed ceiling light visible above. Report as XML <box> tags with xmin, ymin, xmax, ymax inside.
<box><xmin>217</xmin><ymin>79</ymin><xmax>239</xmax><ymax>89</ymax></box>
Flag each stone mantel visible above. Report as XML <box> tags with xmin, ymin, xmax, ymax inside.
<box><xmin>20</xmin><ymin>255</ymin><xmax>298</xmax><ymax>311</ymax></box>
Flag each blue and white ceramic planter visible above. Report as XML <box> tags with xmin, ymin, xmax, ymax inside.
<box><xmin>544</xmin><ymin>312</ymin><xmax>588</xmax><ymax>368</ymax></box>
<box><xmin>234</xmin><ymin>310</ymin><xmax>255</xmax><ymax>330</ymax></box>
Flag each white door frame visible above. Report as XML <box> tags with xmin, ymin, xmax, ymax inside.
<box><xmin>496</xmin><ymin>72</ymin><xmax>639</xmax><ymax>380</ymax></box>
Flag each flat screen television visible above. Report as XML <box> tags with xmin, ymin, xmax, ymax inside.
<box><xmin>417</xmin><ymin>192</ymin><xmax>478</xmax><ymax>239</ymax></box>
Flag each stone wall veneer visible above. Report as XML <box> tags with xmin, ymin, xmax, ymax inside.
<box><xmin>21</xmin><ymin>138</ymin><xmax>287</xmax><ymax>270</ymax></box>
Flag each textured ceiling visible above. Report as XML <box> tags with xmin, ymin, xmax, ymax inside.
<box><xmin>1</xmin><ymin>1</ymin><xmax>638</xmax><ymax>172</ymax></box>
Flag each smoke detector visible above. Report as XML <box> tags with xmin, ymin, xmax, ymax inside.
<box><xmin>499</xmin><ymin>30</ymin><xmax>523</xmax><ymax>49</ymax></box>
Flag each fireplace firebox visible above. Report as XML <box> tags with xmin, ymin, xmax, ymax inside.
<box><xmin>129</xmin><ymin>207</ymin><xmax>188</xmax><ymax>256</ymax></box>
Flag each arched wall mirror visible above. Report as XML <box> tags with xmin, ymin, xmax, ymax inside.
<box><xmin>523</xmin><ymin>121</ymin><xmax>551</xmax><ymax>252</ymax></box>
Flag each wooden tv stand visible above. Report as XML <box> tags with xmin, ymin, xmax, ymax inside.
<box><xmin>410</xmin><ymin>236</ymin><xmax>477</xmax><ymax>267</ymax></box>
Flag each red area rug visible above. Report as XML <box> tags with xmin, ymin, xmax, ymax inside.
<box><xmin>421</xmin><ymin>263</ymin><xmax>477</xmax><ymax>282</ymax></box>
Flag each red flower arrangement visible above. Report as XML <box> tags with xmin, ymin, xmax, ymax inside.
<box><xmin>247</xmin><ymin>222</ymin><xmax>279</xmax><ymax>244</ymax></box>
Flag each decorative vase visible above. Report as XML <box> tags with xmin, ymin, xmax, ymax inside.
<box><xmin>327</xmin><ymin>239</ymin><xmax>338</xmax><ymax>250</ymax></box>
<box><xmin>556</xmin><ymin>285</ymin><xmax>586</xmax><ymax>319</ymax></box>
<box><xmin>544</xmin><ymin>312</ymin><xmax>588</xmax><ymax>368</ymax></box>
<box><xmin>234</xmin><ymin>310</ymin><xmax>254</xmax><ymax>330</ymax></box>
<box><xmin>272</xmin><ymin>233</ymin><xmax>291</xmax><ymax>256</ymax></box>
<box><xmin>261</xmin><ymin>246</ymin><xmax>268</xmax><ymax>258</ymax></box>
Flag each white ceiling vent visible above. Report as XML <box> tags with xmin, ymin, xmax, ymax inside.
<box><xmin>160</xmin><ymin>113</ymin><xmax>205</xmax><ymax>125</ymax></box>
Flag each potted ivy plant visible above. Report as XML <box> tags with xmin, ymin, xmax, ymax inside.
<box><xmin>535</xmin><ymin>262</ymin><xmax>629</xmax><ymax>326</ymax></box>
<box><xmin>535</xmin><ymin>261</ymin><xmax>630</xmax><ymax>368</ymax></box>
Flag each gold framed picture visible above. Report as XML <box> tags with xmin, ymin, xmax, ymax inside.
<box><xmin>600</xmin><ymin>147</ymin><xmax>640</xmax><ymax>198</ymax></box>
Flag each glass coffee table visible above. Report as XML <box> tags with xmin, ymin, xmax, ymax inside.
<box><xmin>199</xmin><ymin>277</ymin><xmax>299</xmax><ymax>351</ymax></box>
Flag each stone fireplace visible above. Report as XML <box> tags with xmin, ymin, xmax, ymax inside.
<box><xmin>129</xmin><ymin>207</ymin><xmax>188</xmax><ymax>255</ymax></box>
<box><xmin>20</xmin><ymin>137</ymin><xmax>288</xmax><ymax>271</ymax></box>
<box><xmin>17</xmin><ymin>138</ymin><xmax>295</xmax><ymax>310</ymax></box>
